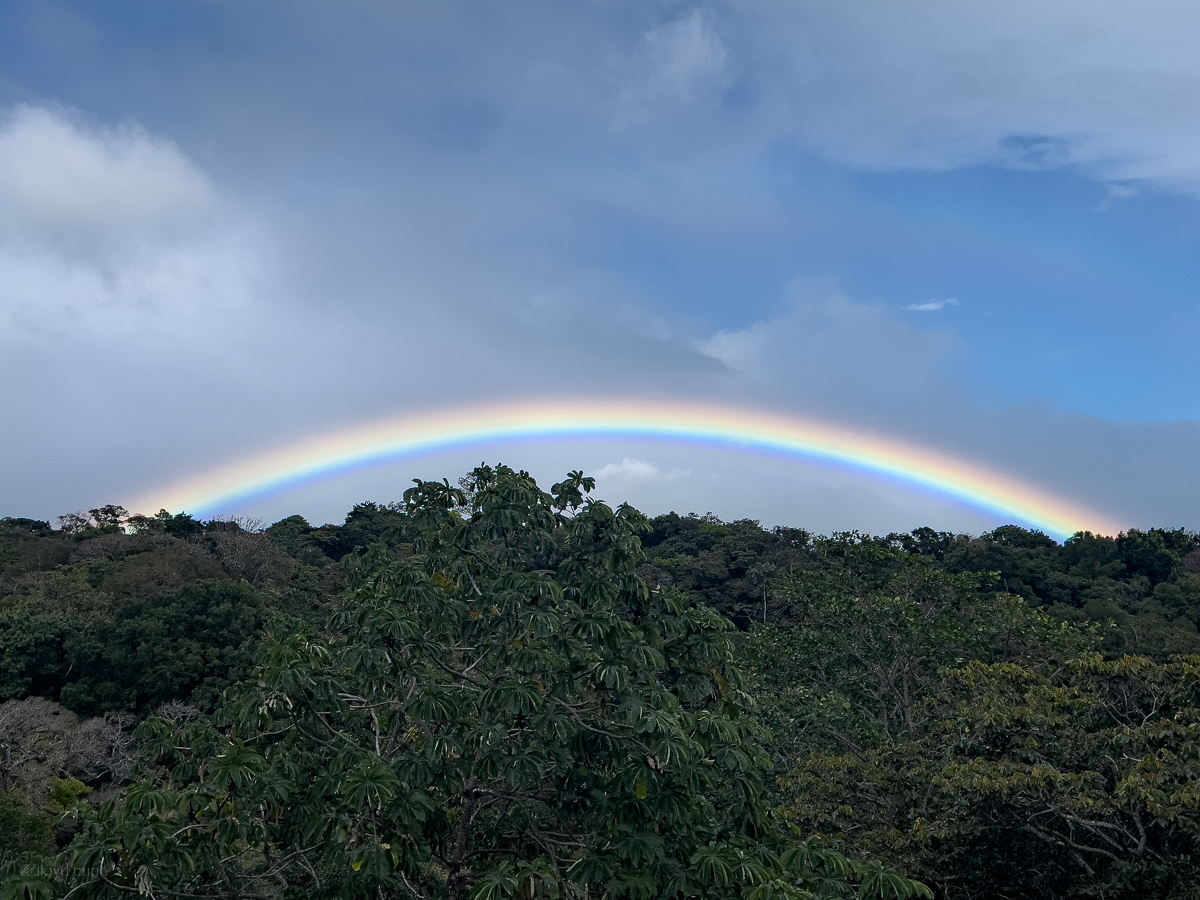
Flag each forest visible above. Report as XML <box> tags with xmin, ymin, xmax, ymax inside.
<box><xmin>2</xmin><ymin>465</ymin><xmax>1200</xmax><ymax>900</ymax></box>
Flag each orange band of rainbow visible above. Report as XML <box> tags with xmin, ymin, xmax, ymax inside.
<box><xmin>131</xmin><ymin>400</ymin><xmax>1124</xmax><ymax>540</ymax></box>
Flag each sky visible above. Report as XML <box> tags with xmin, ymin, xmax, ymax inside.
<box><xmin>2</xmin><ymin>0</ymin><xmax>1199</xmax><ymax>536</ymax></box>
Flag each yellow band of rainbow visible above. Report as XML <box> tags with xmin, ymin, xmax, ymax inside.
<box><xmin>131</xmin><ymin>399</ymin><xmax>1124</xmax><ymax>540</ymax></box>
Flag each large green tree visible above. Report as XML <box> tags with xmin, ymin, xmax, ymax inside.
<box><xmin>61</xmin><ymin>467</ymin><xmax>928</xmax><ymax>900</ymax></box>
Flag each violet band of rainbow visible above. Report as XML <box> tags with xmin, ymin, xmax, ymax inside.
<box><xmin>130</xmin><ymin>400</ymin><xmax>1124</xmax><ymax>540</ymax></box>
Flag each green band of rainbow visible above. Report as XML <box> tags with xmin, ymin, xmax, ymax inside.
<box><xmin>132</xmin><ymin>400</ymin><xmax>1124</xmax><ymax>539</ymax></box>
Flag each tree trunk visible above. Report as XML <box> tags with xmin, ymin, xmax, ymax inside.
<box><xmin>447</xmin><ymin>778</ymin><xmax>480</xmax><ymax>900</ymax></box>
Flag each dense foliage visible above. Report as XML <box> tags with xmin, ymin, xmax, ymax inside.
<box><xmin>1</xmin><ymin>474</ymin><xmax>1198</xmax><ymax>899</ymax></box>
<box><xmin>737</xmin><ymin>539</ymin><xmax>1200</xmax><ymax>898</ymax></box>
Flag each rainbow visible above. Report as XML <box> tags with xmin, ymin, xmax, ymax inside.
<box><xmin>131</xmin><ymin>400</ymin><xmax>1124</xmax><ymax>539</ymax></box>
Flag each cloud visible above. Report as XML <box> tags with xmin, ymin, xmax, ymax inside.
<box><xmin>904</xmin><ymin>298</ymin><xmax>960</xmax><ymax>312</ymax></box>
<box><xmin>612</xmin><ymin>12</ymin><xmax>731</xmax><ymax>127</ymax></box>
<box><xmin>0</xmin><ymin>105</ymin><xmax>218</xmax><ymax>245</ymax></box>
<box><xmin>360</xmin><ymin>2</ymin><xmax>1200</xmax><ymax>197</ymax></box>
<box><xmin>594</xmin><ymin>458</ymin><xmax>690</xmax><ymax>482</ymax></box>
<box><xmin>1093</xmin><ymin>183</ymin><xmax>1140</xmax><ymax>211</ymax></box>
<box><xmin>0</xmin><ymin>105</ymin><xmax>264</xmax><ymax>342</ymax></box>
<box><xmin>742</xmin><ymin>1</ymin><xmax>1200</xmax><ymax>194</ymax></box>
<box><xmin>698</xmin><ymin>281</ymin><xmax>960</xmax><ymax>419</ymax></box>
<box><xmin>692</xmin><ymin>286</ymin><xmax>1200</xmax><ymax>530</ymax></box>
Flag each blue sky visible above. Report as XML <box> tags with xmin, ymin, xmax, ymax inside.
<box><xmin>2</xmin><ymin>0</ymin><xmax>1199</xmax><ymax>534</ymax></box>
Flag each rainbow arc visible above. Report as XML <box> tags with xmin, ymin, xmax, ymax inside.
<box><xmin>132</xmin><ymin>400</ymin><xmax>1124</xmax><ymax>540</ymax></box>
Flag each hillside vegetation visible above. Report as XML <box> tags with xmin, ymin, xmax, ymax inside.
<box><xmin>2</xmin><ymin>469</ymin><xmax>1199</xmax><ymax>899</ymax></box>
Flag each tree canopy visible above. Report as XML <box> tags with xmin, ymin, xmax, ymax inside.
<box><xmin>2</xmin><ymin>473</ymin><xmax>1199</xmax><ymax>900</ymax></box>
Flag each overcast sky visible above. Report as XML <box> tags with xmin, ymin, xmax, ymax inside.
<box><xmin>2</xmin><ymin>0</ymin><xmax>1199</xmax><ymax>536</ymax></box>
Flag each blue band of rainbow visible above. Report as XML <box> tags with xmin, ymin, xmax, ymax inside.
<box><xmin>131</xmin><ymin>400</ymin><xmax>1123</xmax><ymax>539</ymax></box>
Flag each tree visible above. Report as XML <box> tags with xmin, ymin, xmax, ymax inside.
<box><xmin>60</xmin><ymin>578</ymin><xmax>266</xmax><ymax>715</ymax></box>
<box><xmin>739</xmin><ymin>537</ymin><xmax>1087</xmax><ymax>762</ymax></box>
<box><xmin>639</xmin><ymin>515</ymin><xmax>811</xmax><ymax>627</ymax></box>
<box><xmin>775</xmin><ymin>644</ymin><xmax>1200</xmax><ymax>897</ymax></box>
<box><xmin>0</xmin><ymin>787</ymin><xmax>55</xmax><ymax>866</ymax></box>
<box><xmin>903</xmin><ymin>653</ymin><xmax>1200</xmax><ymax>899</ymax></box>
<box><xmin>63</xmin><ymin>466</ymin><xmax>929</xmax><ymax>900</ymax></box>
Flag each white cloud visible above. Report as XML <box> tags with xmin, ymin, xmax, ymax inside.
<box><xmin>0</xmin><ymin>106</ymin><xmax>264</xmax><ymax>342</ymax></box>
<box><xmin>904</xmin><ymin>298</ymin><xmax>960</xmax><ymax>312</ymax></box>
<box><xmin>0</xmin><ymin>105</ymin><xmax>217</xmax><ymax>245</ymax></box>
<box><xmin>612</xmin><ymin>12</ymin><xmax>731</xmax><ymax>127</ymax></box>
<box><xmin>734</xmin><ymin>1</ymin><xmax>1200</xmax><ymax>194</ymax></box>
<box><xmin>1093</xmin><ymin>183</ymin><xmax>1140</xmax><ymax>211</ymax></box>
<box><xmin>698</xmin><ymin>281</ymin><xmax>959</xmax><ymax>418</ymax></box>
<box><xmin>594</xmin><ymin>457</ymin><xmax>690</xmax><ymax>482</ymax></box>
